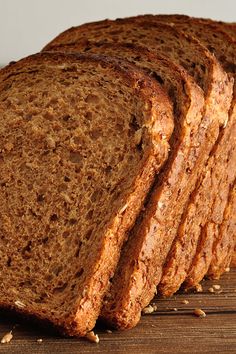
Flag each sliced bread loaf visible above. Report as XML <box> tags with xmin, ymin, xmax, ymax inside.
<box><xmin>46</xmin><ymin>38</ymin><xmax>206</xmax><ymax>311</ymax></box>
<box><xmin>149</xmin><ymin>15</ymin><xmax>236</xmax><ymax>289</ymax></box>
<box><xmin>44</xmin><ymin>19</ymin><xmax>233</xmax><ymax>329</ymax></box>
<box><xmin>217</xmin><ymin>21</ymin><xmax>236</xmax><ymax>268</ymax></box>
<box><xmin>167</xmin><ymin>15</ymin><xmax>236</xmax><ymax>276</ymax></box>
<box><xmin>0</xmin><ymin>52</ymin><xmax>173</xmax><ymax>336</ymax></box>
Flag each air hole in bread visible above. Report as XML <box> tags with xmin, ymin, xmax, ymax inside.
<box><xmin>75</xmin><ymin>242</ymin><xmax>82</xmax><ymax>257</ymax></box>
<box><xmin>151</xmin><ymin>71</ymin><xmax>165</xmax><ymax>85</ymax></box>
<box><xmin>200</xmin><ymin>64</ymin><xmax>206</xmax><ymax>73</ymax></box>
<box><xmin>21</xmin><ymin>280</ymin><xmax>33</xmax><ymax>288</ymax></box>
<box><xmin>50</xmin><ymin>214</ymin><xmax>58</xmax><ymax>222</ymax></box>
<box><xmin>104</xmin><ymin>165</ymin><xmax>112</xmax><ymax>174</ymax></box>
<box><xmin>91</xmin><ymin>189</ymin><xmax>100</xmax><ymax>202</ymax></box>
<box><xmin>89</xmin><ymin>129</ymin><xmax>101</xmax><ymax>140</ymax></box>
<box><xmin>136</xmin><ymin>139</ymin><xmax>143</xmax><ymax>152</ymax></box>
<box><xmin>75</xmin><ymin>268</ymin><xmax>84</xmax><ymax>278</ymax></box>
<box><xmin>69</xmin><ymin>151</ymin><xmax>83</xmax><ymax>164</ymax></box>
<box><xmin>85</xmin><ymin>94</ymin><xmax>99</xmax><ymax>104</ymax></box>
<box><xmin>52</xmin><ymin>265</ymin><xmax>63</xmax><ymax>276</ymax></box>
<box><xmin>64</xmin><ymin>176</ymin><xmax>70</xmax><ymax>182</ymax></box>
<box><xmin>42</xmin><ymin>237</ymin><xmax>49</xmax><ymax>244</ymax></box>
<box><xmin>63</xmin><ymin>114</ymin><xmax>71</xmax><ymax>122</ymax></box>
<box><xmin>62</xmin><ymin>231</ymin><xmax>70</xmax><ymax>238</ymax></box>
<box><xmin>86</xmin><ymin>210</ymin><xmax>94</xmax><ymax>220</ymax></box>
<box><xmin>116</xmin><ymin>123</ymin><xmax>124</xmax><ymax>132</ymax></box>
<box><xmin>85</xmin><ymin>111</ymin><xmax>93</xmax><ymax>120</ymax></box>
<box><xmin>22</xmin><ymin>241</ymin><xmax>32</xmax><ymax>259</ymax></box>
<box><xmin>85</xmin><ymin>228</ymin><xmax>93</xmax><ymax>241</ymax></box>
<box><xmin>29</xmin><ymin>208</ymin><xmax>37</xmax><ymax>217</ymax></box>
<box><xmin>53</xmin><ymin>283</ymin><xmax>68</xmax><ymax>294</ymax></box>
<box><xmin>69</xmin><ymin>218</ymin><xmax>77</xmax><ymax>225</ymax></box>
<box><xmin>129</xmin><ymin>114</ymin><xmax>140</xmax><ymax>131</ymax></box>
<box><xmin>6</xmin><ymin>257</ymin><xmax>12</xmax><ymax>267</ymax></box>
<box><xmin>37</xmin><ymin>194</ymin><xmax>45</xmax><ymax>203</ymax></box>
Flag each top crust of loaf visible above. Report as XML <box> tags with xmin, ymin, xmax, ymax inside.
<box><xmin>0</xmin><ymin>52</ymin><xmax>173</xmax><ymax>336</ymax></box>
<box><xmin>43</xmin><ymin>17</ymin><xmax>231</xmax><ymax>127</ymax></box>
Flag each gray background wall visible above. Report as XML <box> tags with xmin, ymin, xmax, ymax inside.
<box><xmin>0</xmin><ymin>0</ymin><xmax>235</xmax><ymax>65</ymax></box>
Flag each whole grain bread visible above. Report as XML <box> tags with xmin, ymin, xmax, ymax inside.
<box><xmin>149</xmin><ymin>15</ymin><xmax>236</xmax><ymax>289</ymax></box>
<box><xmin>0</xmin><ymin>52</ymin><xmax>174</xmax><ymax>336</ymax></box>
<box><xmin>211</xmin><ymin>21</ymin><xmax>236</xmax><ymax>269</ymax></box>
<box><xmin>188</xmin><ymin>18</ymin><xmax>236</xmax><ymax>268</ymax></box>
<box><xmin>44</xmin><ymin>19</ymin><xmax>233</xmax><ymax>329</ymax></box>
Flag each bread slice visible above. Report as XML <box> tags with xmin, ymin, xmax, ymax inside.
<box><xmin>209</xmin><ymin>20</ymin><xmax>236</xmax><ymax>269</ymax></box>
<box><xmin>46</xmin><ymin>38</ymin><xmax>207</xmax><ymax>307</ymax></box>
<box><xmin>0</xmin><ymin>52</ymin><xmax>174</xmax><ymax>336</ymax></box>
<box><xmin>44</xmin><ymin>19</ymin><xmax>233</xmax><ymax>329</ymax></box>
<box><xmin>149</xmin><ymin>15</ymin><xmax>236</xmax><ymax>289</ymax></box>
<box><xmin>185</xmin><ymin>103</ymin><xmax>236</xmax><ymax>286</ymax></box>
<box><xmin>172</xmin><ymin>16</ymin><xmax>236</xmax><ymax>270</ymax></box>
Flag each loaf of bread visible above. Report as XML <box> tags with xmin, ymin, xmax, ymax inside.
<box><xmin>136</xmin><ymin>15</ymin><xmax>236</xmax><ymax>290</ymax></box>
<box><xmin>44</xmin><ymin>17</ymin><xmax>233</xmax><ymax>329</ymax></box>
<box><xmin>0</xmin><ymin>14</ymin><xmax>235</xmax><ymax>337</ymax></box>
<box><xmin>0</xmin><ymin>52</ymin><xmax>173</xmax><ymax>336</ymax></box>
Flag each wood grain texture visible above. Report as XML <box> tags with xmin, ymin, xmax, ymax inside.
<box><xmin>0</xmin><ymin>268</ymin><xmax>235</xmax><ymax>354</ymax></box>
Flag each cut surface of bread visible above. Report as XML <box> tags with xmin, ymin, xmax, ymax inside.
<box><xmin>148</xmin><ymin>15</ymin><xmax>236</xmax><ymax>290</ymax></box>
<box><xmin>223</xmin><ymin>182</ymin><xmax>236</xmax><ymax>268</ymax></box>
<box><xmin>47</xmin><ymin>39</ymin><xmax>206</xmax><ymax>313</ymax></box>
<box><xmin>44</xmin><ymin>19</ymin><xmax>233</xmax><ymax>329</ymax></box>
<box><xmin>0</xmin><ymin>52</ymin><xmax>174</xmax><ymax>336</ymax></box>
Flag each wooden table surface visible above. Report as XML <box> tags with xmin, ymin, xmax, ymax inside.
<box><xmin>0</xmin><ymin>269</ymin><xmax>235</xmax><ymax>354</ymax></box>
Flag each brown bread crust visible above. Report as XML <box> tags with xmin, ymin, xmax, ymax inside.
<box><xmin>191</xmin><ymin>18</ymin><xmax>236</xmax><ymax>272</ymax></box>
<box><xmin>207</xmin><ymin>179</ymin><xmax>236</xmax><ymax>278</ymax></box>
<box><xmin>0</xmin><ymin>52</ymin><xmax>173</xmax><ymax>336</ymax></box>
<box><xmin>148</xmin><ymin>15</ymin><xmax>236</xmax><ymax>289</ymax></box>
<box><xmin>43</xmin><ymin>18</ymin><xmax>233</xmax><ymax>329</ymax></box>
<box><xmin>228</xmin><ymin>182</ymin><xmax>236</xmax><ymax>267</ymax></box>
<box><xmin>184</xmin><ymin>105</ymin><xmax>236</xmax><ymax>285</ymax></box>
<box><xmin>213</xmin><ymin>21</ymin><xmax>236</xmax><ymax>269</ymax></box>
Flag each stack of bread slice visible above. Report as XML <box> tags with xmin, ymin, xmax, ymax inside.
<box><xmin>0</xmin><ymin>15</ymin><xmax>235</xmax><ymax>336</ymax></box>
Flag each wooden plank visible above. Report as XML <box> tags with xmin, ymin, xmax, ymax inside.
<box><xmin>0</xmin><ymin>269</ymin><xmax>235</xmax><ymax>353</ymax></box>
